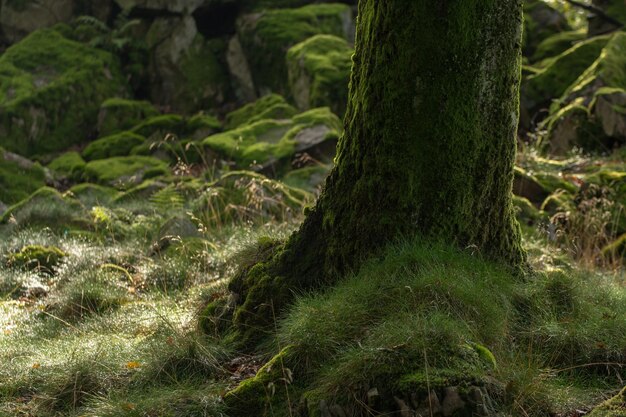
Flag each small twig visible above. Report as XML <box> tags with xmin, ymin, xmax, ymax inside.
<box><xmin>555</xmin><ymin>361</ymin><xmax>625</xmax><ymax>373</ymax></box>
<box><xmin>563</xmin><ymin>0</ymin><xmax>624</xmax><ymax>29</ymax></box>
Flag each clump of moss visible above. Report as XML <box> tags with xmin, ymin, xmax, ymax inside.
<box><xmin>225</xmin><ymin>94</ymin><xmax>297</xmax><ymax>130</ymax></box>
<box><xmin>287</xmin><ymin>34</ymin><xmax>353</xmax><ymax>114</ymax></box>
<box><xmin>523</xmin><ymin>35</ymin><xmax>609</xmax><ymax>111</ymax></box>
<box><xmin>531</xmin><ymin>29</ymin><xmax>587</xmax><ymax>64</ymax></box>
<box><xmin>0</xmin><ymin>187</ymin><xmax>88</xmax><ymax>230</ymax></box>
<box><xmin>237</xmin><ymin>3</ymin><xmax>353</xmax><ymax>95</ymax></box>
<box><xmin>97</xmin><ymin>97</ymin><xmax>159</xmax><ymax>137</ymax></box>
<box><xmin>130</xmin><ymin>114</ymin><xmax>186</xmax><ymax>139</ymax></box>
<box><xmin>0</xmin><ymin>28</ymin><xmax>128</xmax><ymax>156</ymax></box>
<box><xmin>588</xmin><ymin>386</ymin><xmax>626</xmax><ymax>417</ymax></box>
<box><xmin>204</xmin><ymin>107</ymin><xmax>341</xmax><ymax>169</ymax></box>
<box><xmin>68</xmin><ymin>183</ymin><xmax>120</xmax><ymax>207</ymax></box>
<box><xmin>542</xmin><ymin>32</ymin><xmax>626</xmax><ymax>154</ymax></box>
<box><xmin>83</xmin><ymin>156</ymin><xmax>169</xmax><ymax>186</ymax></box>
<box><xmin>224</xmin><ymin>346</ymin><xmax>297</xmax><ymax>417</ymax></box>
<box><xmin>6</xmin><ymin>244</ymin><xmax>67</xmax><ymax>273</ymax></box>
<box><xmin>82</xmin><ymin>132</ymin><xmax>146</xmax><ymax>161</ymax></box>
<box><xmin>0</xmin><ymin>149</ymin><xmax>47</xmax><ymax>205</ymax></box>
<box><xmin>48</xmin><ymin>151</ymin><xmax>86</xmax><ymax>180</ymax></box>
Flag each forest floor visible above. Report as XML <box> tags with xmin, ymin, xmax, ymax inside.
<box><xmin>0</xmin><ymin>145</ymin><xmax>625</xmax><ymax>417</ymax></box>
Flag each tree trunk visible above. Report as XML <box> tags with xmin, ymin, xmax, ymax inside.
<box><xmin>228</xmin><ymin>0</ymin><xmax>526</xmax><ymax>341</ymax></box>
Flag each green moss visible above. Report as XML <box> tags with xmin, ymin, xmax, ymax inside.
<box><xmin>228</xmin><ymin>0</ymin><xmax>527</xmax><ymax>345</ymax></box>
<box><xmin>223</xmin><ymin>346</ymin><xmax>296</xmax><ymax>417</ymax></box>
<box><xmin>5</xmin><ymin>244</ymin><xmax>66</xmax><ymax>273</ymax></box>
<box><xmin>83</xmin><ymin>156</ymin><xmax>169</xmax><ymax>186</ymax></box>
<box><xmin>541</xmin><ymin>33</ymin><xmax>626</xmax><ymax>153</ymax></box>
<box><xmin>175</xmin><ymin>36</ymin><xmax>231</xmax><ymax>113</ymax></box>
<box><xmin>186</xmin><ymin>113</ymin><xmax>222</xmax><ymax>135</ymax></box>
<box><xmin>68</xmin><ymin>183</ymin><xmax>120</xmax><ymax>207</ymax></box>
<box><xmin>287</xmin><ymin>34</ymin><xmax>353</xmax><ymax>114</ymax></box>
<box><xmin>191</xmin><ymin>171</ymin><xmax>313</xmax><ymax>229</ymax></box>
<box><xmin>130</xmin><ymin>114</ymin><xmax>186</xmax><ymax>139</ymax></box>
<box><xmin>237</xmin><ymin>3</ymin><xmax>353</xmax><ymax>95</ymax></box>
<box><xmin>0</xmin><ymin>28</ymin><xmax>128</xmax><ymax>156</ymax></box>
<box><xmin>47</xmin><ymin>152</ymin><xmax>86</xmax><ymax>180</ymax></box>
<box><xmin>523</xmin><ymin>35</ymin><xmax>609</xmax><ymax>110</ymax></box>
<box><xmin>204</xmin><ymin>107</ymin><xmax>341</xmax><ymax>169</ymax></box>
<box><xmin>282</xmin><ymin>164</ymin><xmax>332</xmax><ymax>193</ymax></box>
<box><xmin>588</xmin><ymin>386</ymin><xmax>626</xmax><ymax>417</ymax></box>
<box><xmin>98</xmin><ymin>98</ymin><xmax>159</xmax><ymax>137</ymax></box>
<box><xmin>531</xmin><ymin>29</ymin><xmax>587</xmax><ymax>64</ymax></box>
<box><xmin>225</xmin><ymin>94</ymin><xmax>297</xmax><ymax>130</ymax></box>
<box><xmin>0</xmin><ymin>150</ymin><xmax>47</xmax><ymax>205</ymax></box>
<box><xmin>0</xmin><ymin>187</ymin><xmax>88</xmax><ymax>229</ymax></box>
<box><xmin>82</xmin><ymin>132</ymin><xmax>146</xmax><ymax>161</ymax></box>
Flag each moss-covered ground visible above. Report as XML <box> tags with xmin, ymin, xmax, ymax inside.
<box><xmin>0</xmin><ymin>1</ymin><xmax>626</xmax><ymax>416</ymax></box>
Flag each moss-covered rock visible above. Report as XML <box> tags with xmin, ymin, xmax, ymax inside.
<box><xmin>83</xmin><ymin>156</ymin><xmax>169</xmax><ymax>186</ymax></box>
<box><xmin>223</xmin><ymin>346</ymin><xmax>297</xmax><ymax>417</ymax></box>
<box><xmin>130</xmin><ymin>114</ymin><xmax>187</xmax><ymax>139</ymax></box>
<box><xmin>190</xmin><ymin>171</ymin><xmax>313</xmax><ymax>228</ymax></box>
<box><xmin>0</xmin><ymin>148</ymin><xmax>47</xmax><ymax>205</ymax></box>
<box><xmin>68</xmin><ymin>183</ymin><xmax>120</xmax><ymax>207</ymax></box>
<box><xmin>236</xmin><ymin>3</ymin><xmax>354</xmax><ymax>96</ymax></box>
<box><xmin>224</xmin><ymin>94</ymin><xmax>298</xmax><ymax>130</ymax></box>
<box><xmin>522</xmin><ymin>35</ymin><xmax>609</xmax><ymax>115</ymax></box>
<box><xmin>0</xmin><ymin>186</ymin><xmax>88</xmax><ymax>229</ymax></box>
<box><xmin>523</xmin><ymin>0</ymin><xmax>571</xmax><ymax>58</ymax></box>
<box><xmin>0</xmin><ymin>28</ymin><xmax>128</xmax><ymax>156</ymax></box>
<box><xmin>531</xmin><ymin>29</ymin><xmax>587</xmax><ymax>64</ymax></box>
<box><xmin>97</xmin><ymin>98</ymin><xmax>159</xmax><ymax>137</ymax></box>
<box><xmin>543</xmin><ymin>32</ymin><xmax>626</xmax><ymax>154</ymax></box>
<box><xmin>203</xmin><ymin>107</ymin><xmax>341</xmax><ymax>170</ymax></box>
<box><xmin>5</xmin><ymin>244</ymin><xmax>67</xmax><ymax>273</ymax></box>
<box><xmin>145</xmin><ymin>16</ymin><xmax>231</xmax><ymax>113</ymax></box>
<box><xmin>82</xmin><ymin>132</ymin><xmax>146</xmax><ymax>161</ymax></box>
<box><xmin>0</xmin><ymin>0</ymin><xmax>74</xmax><ymax>44</ymax></box>
<box><xmin>47</xmin><ymin>151</ymin><xmax>86</xmax><ymax>180</ymax></box>
<box><xmin>287</xmin><ymin>34</ymin><xmax>353</xmax><ymax>115</ymax></box>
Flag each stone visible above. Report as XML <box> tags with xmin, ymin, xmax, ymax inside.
<box><xmin>113</xmin><ymin>0</ymin><xmax>204</xmax><ymax>14</ymax></box>
<box><xmin>394</xmin><ymin>396</ymin><xmax>414</xmax><ymax>417</ymax></box>
<box><xmin>287</xmin><ymin>34</ymin><xmax>353</xmax><ymax>115</ymax></box>
<box><xmin>0</xmin><ymin>28</ymin><xmax>128</xmax><ymax>156</ymax></box>
<box><xmin>227</xmin><ymin>35</ymin><xmax>257</xmax><ymax>102</ymax></box>
<box><xmin>442</xmin><ymin>387</ymin><xmax>466</xmax><ymax>417</ymax></box>
<box><xmin>416</xmin><ymin>390</ymin><xmax>442</xmax><ymax>417</ymax></box>
<box><xmin>0</xmin><ymin>0</ymin><xmax>74</xmax><ymax>44</ymax></box>
<box><xmin>146</xmin><ymin>16</ymin><xmax>230</xmax><ymax>112</ymax></box>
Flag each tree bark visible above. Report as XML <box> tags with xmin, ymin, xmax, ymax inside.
<box><xmin>228</xmin><ymin>0</ymin><xmax>526</xmax><ymax>341</ymax></box>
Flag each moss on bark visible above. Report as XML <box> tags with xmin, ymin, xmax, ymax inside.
<box><xmin>227</xmin><ymin>0</ymin><xmax>527</xmax><ymax>345</ymax></box>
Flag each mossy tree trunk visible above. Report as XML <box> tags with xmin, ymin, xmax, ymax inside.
<box><xmin>229</xmin><ymin>0</ymin><xmax>526</xmax><ymax>342</ymax></box>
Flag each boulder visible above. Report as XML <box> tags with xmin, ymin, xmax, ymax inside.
<box><xmin>543</xmin><ymin>32</ymin><xmax>626</xmax><ymax>154</ymax></box>
<box><xmin>522</xmin><ymin>35</ymin><xmax>609</xmax><ymax>121</ymax></box>
<box><xmin>48</xmin><ymin>151</ymin><xmax>86</xmax><ymax>181</ymax></box>
<box><xmin>203</xmin><ymin>106</ymin><xmax>341</xmax><ymax>174</ymax></box>
<box><xmin>287</xmin><ymin>34</ymin><xmax>353</xmax><ymax>115</ymax></box>
<box><xmin>224</xmin><ymin>94</ymin><xmax>297</xmax><ymax>130</ymax></box>
<box><xmin>83</xmin><ymin>155</ymin><xmax>169</xmax><ymax>187</ymax></box>
<box><xmin>234</xmin><ymin>3</ymin><xmax>354</xmax><ymax>97</ymax></box>
<box><xmin>97</xmin><ymin>98</ymin><xmax>159</xmax><ymax>137</ymax></box>
<box><xmin>113</xmin><ymin>0</ymin><xmax>204</xmax><ymax>14</ymax></box>
<box><xmin>82</xmin><ymin>132</ymin><xmax>146</xmax><ymax>161</ymax></box>
<box><xmin>0</xmin><ymin>28</ymin><xmax>128</xmax><ymax>156</ymax></box>
<box><xmin>0</xmin><ymin>0</ymin><xmax>74</xmax><ymax>44</ymax></box>
<box><xmin>0</xmin><ymin>148</ymin><xmax>48</xmax><ymax>205</ymax></box>
<box><xmin>145</xmin><ymin>16</ymin><xmax>231</xmax><ymax>113</ymax></box>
